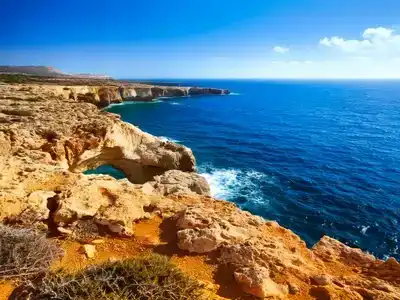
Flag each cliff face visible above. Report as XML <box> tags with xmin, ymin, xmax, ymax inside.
<box><xmin>0</xmin><ymin>82</ymin><xmax>399</xmax><ymax>299</ymax></box>
<box><xmin>0</xmin><ymin>83</ymin><xmax>230</xmax><ymax>108</ymax></box>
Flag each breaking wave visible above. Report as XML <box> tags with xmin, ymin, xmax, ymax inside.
<box><xmin>158</xmin><ymin>136</ymin><xmax>181</xmax><ymax>143</ymax></box>
<box><xmin>199</xmin><ymin>164</ymin><xmax>272</xmax><ymax>204</ymax></box>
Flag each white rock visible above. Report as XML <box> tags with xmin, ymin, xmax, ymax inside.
<box><xmin>82</xmin><ymin>244</ymin><xmax>96</xmax><ymax>259</ymax></box>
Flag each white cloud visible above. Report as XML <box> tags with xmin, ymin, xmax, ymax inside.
<box><xmin>363</xmin><ymin>27</ymin><xmax>393</xmax><ymax>39</ymax></box>
<box><xmin>319</xmin><ymin>27</ymin><xmax>400</xmax><ymax>55</ymax></box>
<box><xmin>273</xmin><ymin>46</ymin><xmax>289</xmax><ymax>54</ymax></box>
<box><xmin>262</xmin><ymin>59</ymin><xmax>400</xmax><ymax>79</ymax></box>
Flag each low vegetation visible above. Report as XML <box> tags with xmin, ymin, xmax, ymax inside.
<box><xmin>0</xmin><ymin>224</ymin><xmax>63</xmax><ymax>280</ymax></box>
<box><xmin>18</xmin><ymin>254</ymin><xmax>204</xmax><ymax>300</ymax></box>
<box><xmin>0</xmin><ymin>74</ymin><xmax>32</xmax><ymax>83</ymax></box>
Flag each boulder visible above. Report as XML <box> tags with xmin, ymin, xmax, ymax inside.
<box><xmin>311</xmin><ymin>274</ymin><xmax>333</xmax><ymax>286</ymax></box>
<box><xmin>53</xmin><ymin>175</ymin><xmax>151</xmax><ymax>234</ymax></box>
<box><xmin>234</xmin><ymin>266</ymin><xmax>286</xmax><ymax>299</ymax></box>
<box><xmin>176</xmin><ymin>207</ymin><xmax>213</xmax><ymax>229</ymax></box>
<box><xmin>145</xmin><ymin>170</ymin><xmax>210</xmax><ymax>196</ymax></box>
<box><xmin>27</xmin><ymin>190</ymin><xmax>56</xmax><ymax>220</ymax></box>
<box><xmin>177</xmin><ymin>226</ymin><xmax>223</xmax><ymax>253</ymax></box>
<box><xmin>174</xmin><ymin>206</ymin><xmax>261</xmax><ymax>254</ymax></box>
<box><xmin>312</xmin><ymin>236</ymin><xmax>375</xmax><ymax>267</ymax></box>
<box><xmin>82</xmin><ymin>244</ymin><xmax>96</xmax><ymax>258</ymax></box>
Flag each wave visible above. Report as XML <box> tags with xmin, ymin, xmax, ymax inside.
<box><xmin>107</xmin><ymin>100</ymin><xmax>163</xmax><ymax>108</ymax></box>
<box><xmin>360</xmin><ymin>225</ymin><xmax>370</xmax><ymax>235</ymax></box>
<box><xmin>158</xmin><ymin>136</ymin><xmax>181</xmax><ymax>143</ymax></box>
<box><xmin>169</xmin><ymin>102</ymin><xmax>182</xmax><ymax>105</ymax></box>
<box><xmin>106</xmin><ymin>102</ymin><xmax>127</xmax><ymax>108</ymax></box>
<box><xmin>199</xmin><ymin>164</ymin><xmax>271</xmax><ymax>204</ymax></box>
<box><xmin>229</xmin><ymin>92</ymin><xmax>241</xmax><ymax>96</ymax></box>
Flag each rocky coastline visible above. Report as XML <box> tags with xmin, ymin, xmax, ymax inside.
<box><xmin>0</xmin><ymin>74</ymin><xmax>230</xmax><ymax>108</ymax></box>
<box><xmin>0</xmin><ymin>78</ymin><xmax>399</xmax><ymax>299</ymax></box>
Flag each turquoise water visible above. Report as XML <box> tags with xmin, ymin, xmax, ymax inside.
<box><xmin>94</xmin><ymin>80</ymin><xmax>400</xmax><ymax>259</ymax></box>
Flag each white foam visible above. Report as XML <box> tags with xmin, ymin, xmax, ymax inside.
<box><xmin>106</xmin><ymin>102</ymin><xmax>127</xmax><ymax>108</ymax></box>
<box><xmin>200</xmin><ymin>168</ymin><xmax>239</xmax><ymax>199</ymax></box>
<box><xmin>199</xmin><ymin>164</ymin><xmax>271</xmax><ymax>204</ymax></box>
<box><xmin>229</xmin><ymin>92</ymin><xmax>241</xmax><ymax>96</ymax></box>
<box><xmin>169</xmin><ymin>102</ymin><xmax>182</xmax><ymax>105</ymax></box>
<box><xmin>158</xmin><ymin>136</ymin><xmax>181</xmax><ymax>143</ymax></box>
<box><xmin>107</xmin><ymin>100</ymin><xmax>163</xmax><ymax>108</ymax></box>
<box><xmin>360</xmin><ymin>225</ymin><xmax>370</xmax><ymax>235</ymax></box>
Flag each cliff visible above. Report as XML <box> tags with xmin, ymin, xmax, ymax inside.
<box><xmin>0</xmin><ymin>78</ymin><xmax>230</xmax><ymax>108</ymax></box>
<box><xmin>0</xmin><ymin>82</ymin><xmax>399</xmax><ymax>299</ymax></box>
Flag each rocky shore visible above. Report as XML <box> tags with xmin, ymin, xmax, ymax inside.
<box><xmin>0</xmin><ymin>80</ymin><xmax>399</xmax><ymax>299</ymax></box>
<box><xmin>0</xmin><ymin>74</ymin><xmax>230</xmax><ymax>108</ymax></box>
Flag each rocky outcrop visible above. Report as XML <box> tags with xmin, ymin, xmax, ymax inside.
<box><xmin>0</xmin><ymin>82</ymin><xmax>229</xmax><ymax>109</ymax></box>
<box><xmin>188</xmin><ymin>87</ymin><xmax>230</xmax><ymax>96</ymax></box>
<box><xmin>53</xmin><ymin>175</ymin><xmax>156</xmax><ymax>235</ymax></box>
<box><xmin>0</xmin><ymin>84</ymin><xmax>196</xmax><ymax>184</ymax></box>
<box><xmin>234</xmin><ymin>266</ymin><xmax>287</xmax><ymax>299</ymax></box>
<box><xmin>142</xmin><ymin>170</ymin><xmax>210</xmax><ymax>196</ymax></box>
<box><xmin>312</xmin><ymin>235</ymin><xmax>376</xmax><ymax>267</ymax></box>
<box><xmin>119</xmin><ymin>86</ymin><xmax>188</xmax><ymax>101</ymax></box>
<box><xmin>0</xmin><ymin>83</ymin><xmax>199</xmax><ymax>234</ymax></box>
<box><xmin>117</xmin><ymin>86</ymin><xmax>230</xmax><ymax>101</ymax></box>
<box><xmin>65</xmin><ymin>121</ymin><xmax>196</xmax><ymax>184</ymax></box>
<box><xmin>166</xmin><ymin>197</ymin><xmax>400</xmax><ymax>299</ymax></box>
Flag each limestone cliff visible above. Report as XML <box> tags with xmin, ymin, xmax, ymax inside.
<box><xmin>0</xmin><ymin>80</ymin><xmax>230</xmax><ymax>108</ymax></box>
<box><xmin>0</xmin><ymin>81</ymin><xmax>399</xmax><ymax>300</ymax></box>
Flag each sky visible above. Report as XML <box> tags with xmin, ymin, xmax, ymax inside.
<box><xmin>1</xmin><ymin>0</ymin><xmax>400</xmax><ymax>79</ymax></box>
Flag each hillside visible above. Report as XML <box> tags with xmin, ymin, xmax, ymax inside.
<box><xmin>0</xmin><ymin>65</ymin><xmax>111</xmax><ymax>79</ymax></box>
<box><xmin>0</xmin><ymin>66</ymin><xmax>64</xmax><ymax>76</ymax></box>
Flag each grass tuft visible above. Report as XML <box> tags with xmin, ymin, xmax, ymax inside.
<box><xmin>17</xmin><ymin>254</ymin><xmax>204</xmax><ymax>299</ymax></box>
<box><xmin>0</xmin><ymin>224</ymin><xmax>63</xmax><ymax>280</ymax></box>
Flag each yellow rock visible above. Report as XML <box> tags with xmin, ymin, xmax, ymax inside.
<box><xmin>82</xmin><ymin>244</ymin><xmax>96</xmax><ymax>259</ymax></box>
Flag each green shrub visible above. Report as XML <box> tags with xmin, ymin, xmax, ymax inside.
<box><xmin>0</xmin><ymin>74</ymin><xmax>30</xmax><ymax>83</ymax></box>
<box><xmin>0</xmin><ymin>224</ymin><xmax>63</xmax><ymax>279</ymax></box>
<box><xmin>19</xmin><ymin>254</ymin><xmax>204</xmax><ymax>300</ymax></box>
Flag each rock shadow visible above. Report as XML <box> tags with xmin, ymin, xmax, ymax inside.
<box><xmin>152</xmin><ymin>217</ymin><xmax>188</xmax><ymax>257</ymax></box>
<box><xmin>213</xmin><ymin>263</ymin><xmax>252</xmax><ymax>299</ymax></box>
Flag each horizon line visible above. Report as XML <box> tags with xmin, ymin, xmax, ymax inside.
<box><xmin>116</xmin><ymin>77</ymin><xmax>400</xmax><ymax>81</ymax></box>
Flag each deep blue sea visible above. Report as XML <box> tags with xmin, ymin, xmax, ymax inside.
<box><xmin>96</xmin><ymin>80</ymin><xmax>400</xmax><ymax>259</ymax></box>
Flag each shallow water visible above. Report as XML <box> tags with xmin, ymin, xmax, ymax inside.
<box><xmin>95</xmin><ymin>80</ymin><xmax>400</xmax><ymax>259</ymax></box>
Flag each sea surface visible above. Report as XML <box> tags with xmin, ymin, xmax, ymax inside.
<box><xmin>94</xmin><ymin>80</ymin><xmax>400</xmax><ymax>259</ymax></box>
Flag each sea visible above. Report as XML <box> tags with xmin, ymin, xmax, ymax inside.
<box><xmin>90</xmin><ymin>80</ymin><xmax>400</xmax><ymax>260</ymax></box>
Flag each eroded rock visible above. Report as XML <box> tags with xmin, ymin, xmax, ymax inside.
<box><xmin>312</xmin><ymin>235</ymin><xmax>376</xmax><ymax>267</ymax></box>
<box><xmin>234</xmin><ymin>266</ymin><xmax>286</xmax><ymax>299</ymax></box>
<box><xmin>177</xmin><ymin>226</ymin><xmax>223</xmax><ymax>253</ymax></box>
<box><xmin>143</xmin><ymin>170</ymin><xmax>210</xmax><ymax>196</ymax></box>
<box><xmin>53</xmin><ymin>175</ymin><xmax>153</xmax><ymax>234</ymax></box>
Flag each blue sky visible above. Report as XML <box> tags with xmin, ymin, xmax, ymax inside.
<box><xmin>1</xmin><ymin>0</ymin><xmax>400</xmax><ymax>78</ymax></box>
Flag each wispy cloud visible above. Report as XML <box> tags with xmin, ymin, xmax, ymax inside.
<box><xmin>273</xmin><ymin>46</ymin><xmax>289</xmax><ymax>54</ymax></box>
